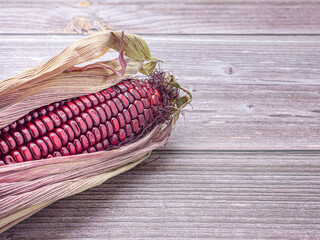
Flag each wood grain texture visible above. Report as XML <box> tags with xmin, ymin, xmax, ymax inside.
<box><xmin>0</xmin><ymin>0</ymin><xmax>320</xmax><ymax>34</ymax></box>
<box><xmin>1</xmin><ymin>35</ymin><xmax>320</xmax><ymax>150</ymax></box>
<box><xmin>1</xmin><ymin>151</ymin><xmax>320</xmax><ymax>239</ymax></box>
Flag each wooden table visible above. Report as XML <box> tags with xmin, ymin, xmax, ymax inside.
<box><xmin>1</xmin><ymin>1</ymin><xmax>320</xmax><ymax>239</ymax></box>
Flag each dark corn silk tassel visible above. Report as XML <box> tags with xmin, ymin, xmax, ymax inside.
<box><xmin>0</xmin><ymin>79</ymin><xmax>163</xmax><ymax>165</ymax></box>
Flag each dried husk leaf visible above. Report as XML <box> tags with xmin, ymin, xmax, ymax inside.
<box><xmin>0</xmin><ymin>31</ymin><xmax>190</xmax><ymax>233</ymax></box>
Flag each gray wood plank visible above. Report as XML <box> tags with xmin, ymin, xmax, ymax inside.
<box><xmin>1</xmin><ymin>35</ymin><xmax>320</xmax><ymax>150</ymax></box>
<box><xmin>2</xmin><ymin>151</ymin><xmax>320</xmax><ymax>239</ymax></box>
<box><xmin>0</xmin><ymin>0</ymin><xmax>320</xmax><ymax>34</ymax></box>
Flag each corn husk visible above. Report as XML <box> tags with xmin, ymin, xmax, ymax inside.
<box><xmin>0</xmin><ymin>31</ymin><xmax>191</xmax><ymax>233</ymax></box>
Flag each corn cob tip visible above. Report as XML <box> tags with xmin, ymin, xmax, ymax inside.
<box><xmin>145</xmin><ymin>69</ymin><xmax>192</xmax><ymax>125</ymax></box>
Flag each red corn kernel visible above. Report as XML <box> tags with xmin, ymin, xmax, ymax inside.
<box><xmin>137</xmin><ymin>114</ymin><xmax>146</xmax><ymax>127</ymax></box>
<box><xmin>66</xmin><ymin>102</ymin><xmax>80</xmax><ymax>116</ymax></box>
<box><xmin>60</xmin><ymin>147</ymin><xmax>70</xmax><ymax>156</ymax></box>
<box><xmin>9</xmin><ymin>122</ymin><xmax>17</xmax><ymax>130</ymax></box>
<box><xmin>111</xmin><ymin>118</ymin><xmax>120</xmax><ymax>132</ymax></box>
<box><xmin>117</xmin><ymin>113</ymin><xmax>125</xmax><ymax>128</ymax></box>
<box><xmin>105</xmin><ymin>122</ymin><xmax>113</xmax><ymax>137</ymax></box>
<box><xmin>38</xmin><ymin>107</ymin><xmax>47</xmax><ymax>116</ymax></box>
<box><xmin>113</xmin><ymin>98</ymin><xmax>124</xmax><ymax>112</ymax></box>
<box><xmin>54</xmin><ymin>128</ymin><xmax>68</xmax><ymax>146</ymax></box>
<box><xmin>40</xmin><ymin>115</ymin><xmax>54</xmax><ymax>132</ymax></box>
<box><xmin>94</xmin><ymin>92</ymin><xmax>105</xmax><ymax>103</ymax></box>
<box><xmin>151</xmin><ymin>95</ymin><xmax>160</xmax><ymax>106</ymax></box>
<box><xmin>19</xmin><ymin>146</ymin><xmax>33</xmax><ymax>161</ymax></box>
<box><xmin>136</xmin><ymin>127</ymin><xmax>142</xmax><ymax>135</ymax></box>
<box><xmin>27</xmin><ymin>142</ymin><xmax>41</xmax><ymax>160</ymax></box>
<box><xmin>86</xmin><ymin>131</ymin><xmax>96</xmax><ymax>146</ymax></box>
<box><xmin>124</xmin><ymin>92</ymin><xmax>134</xmax><ymax>103</ymax></box>
<box><xmin>46</xmin><ymin>104</ymin><xmax>55</xmax><ymax>112</ymax></box>
<box><xmin>35</xmin><ymin>139</ymin><xmax>49</xmax><ymax>157</ymax></box>
<box><xmin>146</xmin><ymin>83</ymin><xmax>155</xmax><ymax>93</ymax></box>
<box><xmin>124</xmin><ymin>124</ymin><xmax>132</xmax><ymax>137</ymax></box>
<box><xmin>17</xmin><ymin>118</ymin><xmax>25</xmax><ymax>126</ymax></box>
<box><xmin>73</xmin><ymin>139</ymin><xmax>83</xmax><ymax>153</ymax></box>
<box><xmin>98</xmin><ymin>124</ymin><xmax>108</xmax><ymax>140</ymax></box>
<box><xmin>4</xmin><ymin>155</ymin><xmax>15</xmax><ymax>164</ymax></box>
<box><xmin>62</xmin><ymin>124</ymin><xmax>75</xmax><ymax>141</ymax></box>
<box><xmin>118</xmin><ymin>129</ymin><xmax>126</xmax><ymax>142</ymax></box>
<box><xmin>117</xmin><ymin>94</ymin><xmax>130</xmax><ymax>108</ymax></box>
<box><xmin>26</xmin><ymin>123</ymin><xmax>40</xmax><ymax>139</ymax></box>
<box><xmin>53</xmin><ymin>151</ymin><xmax>62</xmax><ymax>157</ymax></box>
<box><xmin>87</xmin><ymin>147</ymin><xmax>97</xmax><ymax>153</ymax></box>
<box><xmin>34</xmin><ymin>119</ymin><xmax>47</xmax><ymax>135</ymax></box>
<box><xmin>79</xmin><ymin>135</ymin><xmax>90</xmax><ymax>149</ymax></box>
<box><xmin>53</xmin><ymin>102</ymin><xmax>60</xmax><ymax>109</ymax></box>
<box><xmin>3</xmin><ymin>134</ymin><xmax>17</xmax><ymax>150</ymax></box>
<box><xmin>92</xmin><ymin>127</ymin><xmax>101</xmax><ymax>143</ymax></box>
<box><xmin>129</xmin><ymin>89</ymin><xmax>141</xmax><ymax>100</ymax></box>
<box><xmin>87</xmin><ymin>94</ymin><xmax>99</xmax><ymax>106</ymax></box>
<box><xmin>75</xmin><ymin>116</ymin><xmax>88</xmax><ymax>134</ymax></box>
<box><xmin>102</xmin><ymin>139</ymin><xmax>109</xmax><ymax>149</ymax></box>
<box><xmin>48</xmin><ymin>132</ymin><xmax>63</xmax><ymax>150</ymax></box>
<box><xmin>131</xmin><ymin>119</ymin><xmax>139</xmax><ymax>133</ymax></box>
<box><xmin>106</xmin><ymin>100</ymin><xmax>118</xmax><ymax>117</ymax></box>
<box><xmin>30</xmin><ymin>110</ymin><xmax>39</xmax><ymax>119</ymax></box>
<box><xmin>24</xmin><ymin>114</ymin><xmax>32</xmax><ymax>122</ymax></box>
<box><xmin>12</xmin><ymin>131</ymin><xmax>24</xmax><ymax>146</ymax></box>
<box><xmin>128</xmin><ymin>104</ymin><xmax>138</xmax><ymax>119</ymax></box>
<box><xmin>134</xmin><ymin>100</ymin><xmax>144</xmax><ymax>114</ymax></box>
<box><xmin>95</xmin><ymin>143</ymin><xmax>103</xmax><ymax>151</ymax></box>
<box><xmin>42</xmin><ymin>136</ymin><xmax>54</xmax><ymax>153</ymax></box>
<box><xmin>110</xmin><ymin>134</ymin><xmax>118</xmax><ymax>146</ymax></box>
<box><xmin>2</xmin><ymin>126</ymin><xmax>10</xmax><ymax>133</ymax></box>
<box><xmin>94</xmin><ymin>106</ymin><xmax>106</xmax><ymax>123</ymax></box>
<box><xmin>12</xmin><ymin>150</ymin><xmax>24</xmax><ymax>163</ymax></box>
<box><xmin>100</xmin><ymin>103</ymin><xmax>112</xmax><ymax>120</ymax></box>
<box><xmin>19</xmin><ymin>127</ymin><xmax>32</xmax><ymax>143</ymax></box>
<box><xmin>135</xmin><ymin>86</ymin><xmax>147</xmax><ymax>98</ymax></box>
<box><xmin>141</xmin><ymin>98</ymin><xmax>151</xmax><ymax>108</ymax></box>
<box><xmin>74</xmin><ymin>99</ymin><xmax>86</xmax><ymax>112</ymax></box>
<box><xmin>61</xmin><ymin>105</ymin><xmax>73</xmax><ymax>119</ymax></box>
<box><xmin>66</xmin><ymin>143</ymin><xmax>76</xmax><ymax>155</ymax></box>
<box><xmin>122</xmin><ymin>109</ymin><xmax>131</xmax><ymax>124</ymax></box>
<box><xmin>106</xmin><ymin>88</ymin><xmax>116</xmax><ymax>97</ymax></box>
<box><xmin>80</xmin><ymin>112</ymin><xmax>93</xmax><ymax>130</ymax></box>
<box><xmin>86</xmin><ymin>109</ymin><xmax>100</xmax><ymax>126</ymax></box>
<box><xmin>100</xmin><ymin>90</ymin><xmax>111</xmax><ymax>100</ymax></box>
<box><xmin>68</xmin><ymin>120</ymin><xmax>81</xmax><ymax>138</ymax></box>
<box><xmin>55</xmin><ymin>109</ymin><xmax>68</xmax><ymax>123</ymax></box>
<box><xmin>116</xmin><ymin>83</ymin><xmax>128</xmax><ymax>92</ymax></box>
<box><xmin>48</xmin><ymin>112</ymin><xmax>61</xmax><ymax>127</ymax></box>
<box><xmin>79</xmin><ymin>96</ymin><xmax>92</xmax><ymax>109</ymax></box>
<box><xmin>122</xmin><ymin>80</ymin><xmax>134</xmax><ymax>88</ymax></box>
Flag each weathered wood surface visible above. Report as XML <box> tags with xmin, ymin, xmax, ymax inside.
<box><xmin>2</xmin><ymin>152</ymin><xmax>320</xmax><ymax>239</ymax></box>
<box><xmin>1</xmin><ymin>35</ymin><xmax>320</xmax><ymax>150</ymax></box>
<box><xmin>0</xmin><ymin>0</ymin><xmax>320</xmax><ymax>34</ymax></box>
